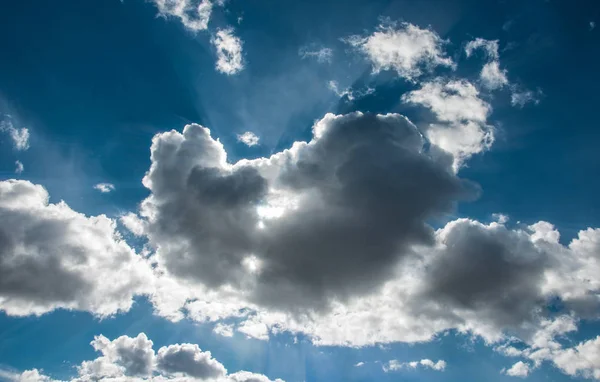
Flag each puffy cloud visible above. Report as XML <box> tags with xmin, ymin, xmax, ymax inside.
<box><xmin>211</xmin><ymin>29</ymin><xmax>244</xmax><ymax>75</ymax></box>
<box><xmin>354</xmin><ymin>362</ymin><xmax>364</xmax><ymax>367</ymax></box>
<box><xmin>152</xmin><ymin>0</ymin><xmax>213</xmax><ymax>31</ymax></box>
<box><xmin>465</xmin><ymin>38</ymin><xmax>508</xmax><ymax>90</ymax></box>
<box><xmin>552</xmin><ymin>336</ymin><xmax>600</xmax><ymax>379</ymax></box>
<box><xmin>0</xmin><ymin>119</ymin><xmax>30</xmax><ymax>150</ymax></box>
<box><xmin>504</xmin><ymin>361</ymin><xmax>531</xmax><ymax>377</ymax></box>
<box><xmin>213</xmin><ymin>323</ymin><xmax>234</xmax><ymax>337</ymax></box>
<box><xmin>298</xmin><ymin>46</ymin><xmax>333</xmax><ymax>64</ymax></box>
<box><xmin>15</xmin><ymin>160</ymin><xmax>24</xmax><ymax>174</ymax></box>
<box><xmin>402</xmin><ymin>79</ymin><xmax>494</xmax><ymax>168</ymax></box>
<box><xmin>237</xmin><ymin>132</ymin><xmax>260</xmax><ymax>147</ymax></box>
<box><xmin>0</xmin><ymin>180</ymin><xmax>153</xmax><ymax>316</ymax></box>
<box><xmin>94</xmin><ymin>183</ymin><xmax>116</xmax><ymax>193</ymax></box>
<box><xmin>136</xmin><ymin>112</ymin><xmax>470</xmax><ymax>315</ymax></box>
<box><xmin>383</xmin><ymin>359</ymin><xmax>446</xmax><ymax>372</ymax></box>
<box><xmin>6</xmin><ymin>333</ymin><xmax>284</xmax><ymax>382</ymax></box>
<box><xmin>156</xmin><ymin>343</ymin><xmax>227</xmax><ymax>379</ymax></box>
<box><xmin>346</xmin><ymin>22</ymin><xmax>454</xmax><ymax>80</ymax></box>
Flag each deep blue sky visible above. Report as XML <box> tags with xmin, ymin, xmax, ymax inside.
<box><xmin>1</xmin><ymin>0</ymin><xmax>600</xmax><ymax>381</ymax></box>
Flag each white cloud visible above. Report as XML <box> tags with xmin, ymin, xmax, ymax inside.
<box><xmin>480</xmin><ymin>61</ymin><xmax>508</xmax><ymax>90</ymax></box>
<box><xmin>346</xmin><ymin>22</ymin><xmax>454</xmax><ymax>80</ymax></box>
<box><xmin>6</xmin><ymin>333</ymin><xmax>284</xmax><ymax>382</ymax></box>
<box><xmin>94</xmin><ymin>183</ymin><xmax>115</xmax><ymax>193</ymax></box>
<box><xmin>0</xmin><ymin>179</ymin><xmax>153</xmax><ymax>317</ymax></box>
<box><xmin>0</xmin><ymin>120</ymin><xmax>30</xmax><ymax>150</ymax></box>
<box><xmin>14</xmin><ymin>160</ymin><xmax>24</xmax><ymax>174</ymax></box>
<box><xmin>402</xmin><ymin>79</ymin><xmax>494</xmax><ymax>168</ymax></box>
<box><xmin>354</xmin><ymin>362</ymin><xmax>364</xmax><ymax>367</ymax></box>
<box><xmin>237</xmin><ymin>131</ymin><xmax>260</xmax><ymax>146</ymax></box>
<box><xmin>590</xmin><ymin>21</ymin><xmax>596</xmax><ymax>31</ymax></box>
<box><xmin>151</xmin><ymin>0</ymin><xmax>213</xmax><ymax>31</ymax></box>
<box><xmin>213</xmin><ymin>323</ymin><xmax>234</xmax><ymax>337</ymax></box>
<box><xmin>299</xmin><ymin>46</ymin><xmax>333</xmax><ymax>63</ymax></box>
<box><xmin>465</xmin><ymin>38</ymin><xmax>508</xmax><ymax>90</ymax></box>
<box><xmin>383</xmin><ymin>359</ymin><xmax>446</xmax><ymax>372</ymax></box>
<box><xmin>504</xmin><ymin>361</ymin><xmax>531</xmax><ymax>378</ymax></box>
<box><xmin>327</xmin><ymin>81</ymin><xmax>374</xmax><ymax>101</ymax></box>
<box><xmin>211</xmin><ymin>29</ymin><xmax>244</xmax><ymax>75</ymax></box>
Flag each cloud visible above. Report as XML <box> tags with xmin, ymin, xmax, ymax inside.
<box><xmin>354</xmin><ymin>362</ymin><xmax>364</xmax><ymax>367</ymax></box>
<box><xmin>0</xmin><ymin>179</ymin><xmax>153</xmax><ymax>316</ymax></box>
<box><xmin>237</xmin><ymin>131</ymin><xmax>260</xmax><ymax>146</ymax></box>
<box><xmin>135</xmin><ymin>112</ymin><xmax>471</xmax><ymax>315</ymax></box>
<box><xmin>383</xmin><ymin>359</ymin><xmax>446</xmax><ymax>372</ymax></box>
<box><xmin>327</xmin><ymin>81</ymin><xmax>374</xmax><ymax>101</ymax></box>
<box><xmin>590</xmin><ymin>21</ymin><xmax>596</xmax><ymax>31</ymax></box>
<box><xmin>213</xmin><ymin>323</ymin><xmax>234</xmax><ymax>337</ymax></box>
<box><xmin>151</xmin><ymin>0</ymin><xmax>213</xmax><ymax>31</ymax></box>
<box><xmin>345</xmin><ymin>22</ymin><xmax>454</xmax><ymax>80</ymax></box>
<box><xmin>0</xmin><ymin>119</ymin><xmax>30</xmax><ymax>150</ymax></box>
<box><xmin>211</xmin><ymin>29</ymin><xmax>244</xmax><ymax>75</ymax></box>
<box><xmin>94</xmin><ymin>183</ymin><xmax>115</xmax><ymax>193</ymax></box>
<box><xmin>504</xmin><ymin>361</ymin><xmax>530</xmax><ymax>377</ymax></box>
<box><xmin>402</xmin><ymin>78</ymin><xmax>494</xmax><ymax>168</ymax></box>
<box><xmin>464</xmin><ymin>38</ymin><xmax>508</xmax><ymax>90</ymax></box>
<box><xmin>299</xmin><ymin>46</ymin><xmax>333</xmax><ymax>63</ymax></box>
<box><xmin>157</xmin><ymin>343</ymin><xmax>227</xmax><ymax>379</ymax></box>
<box><xmin>510</xmin><ymin>88</ymin><xmax>543</xmax><ymax>108</ymax></box>
<box><xmin>6</xmin><ymin>333</ymin><xmax>284</xmax><ymax>382</ymax></box>
<box><xmin>15</xmin><ymin>160</ymin><xmax>24</xmax><ymax>174</ymax></box>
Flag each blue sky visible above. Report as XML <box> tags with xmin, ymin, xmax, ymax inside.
<box><xmin>1</xmin><ymin>0</ymin><xmax>600</xmax><ymax>381</ymax></box>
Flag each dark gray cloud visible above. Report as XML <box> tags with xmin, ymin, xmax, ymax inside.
<box><xmin>157</xmin><ymin>343</ymin><xmax>227</xmax><ymax>379</ymax></box>
<box><xmin>137</xmin><ymin>112</ymin><xmax>474</xmax><ymax>312</ymax></box>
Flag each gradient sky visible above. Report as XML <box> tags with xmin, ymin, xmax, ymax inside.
<box><xmin>1</xmin><ymin>1</ymin><xmax>600</xmax><ymax>382</ymax></box>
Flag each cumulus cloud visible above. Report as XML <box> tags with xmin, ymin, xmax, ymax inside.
<box><xmin>383</xmin><ymin>359</ymin><xmax>446</xmax><ymax>372</ymax></box>
<box><xmin>0</xmin><ymin>180</ymin><xmax>153</xmax><ymax>316</ymax></box>
<box><xmin>211</xmin><ymin>29</ymin><xmax>244</xmax><ymax>75</ymax></box>
<box><xmin>15</xmin><ymin>160</ymin><xmax>24</xmax><ymax>174</ymax></box>
<box><xmin>298</xmin><ymin>46</ymin><xmax>333</xmax><ymax>63</ymax></box>
<box><xmin>135</xmin><ymin>112</ymin><xmax>471</xmax><ymax>315</ymax></box>
<box><xmin>94</xmin><ymin>183</ymin><xmax>115</xmax><ymax>193</ymax></box>
<box><xmin>346</xmin><ymin>22</ymin><xmax>454</xmax><ymax>80</ymax></box>
<box><xmin>152</xmin><ymin>0</ymin><xmax>213</xmax><ymax>31</ymax></box>
<box><xmin>6</xmin><ymin>333</ymin><xmax>284</xmax><ymax>382</ymax></box>
<box><xmin>0</xmin><ymin>119</ymin><xmax>30</xmax><ymax>150</ymax></box>
<box><xmin>504</xmin><ymin>361</ymin><xmax>531</xmax><ymax>377</ymax></box>
<box><xmin>213</xmin><ymin>323</ymin><xmax>234</xmax><ymax>337</ymax></box>
<box><xmin>157</xmin><ymin>343</ymin><xmax>227</xmax><ymax>379</ymax></box>
<box><xmin>402</xmin><ymin>78</ymin><xmax>494</xmax><ymax>168</ymax></box>
<box><xmin>237</xmin><ymin>131</ymin><xmax>260</xmax><ymax>146</ymax></box>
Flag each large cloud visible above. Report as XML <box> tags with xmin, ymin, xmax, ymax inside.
<box><xmin>136</xmin><ymin>112</ymin><xmax>473</xmax><ymax>313</ymax></box>
<box><xmin>6</xmin><ymin>333</ymin><xmax>284</xmax><ymax>382</ymax></box>
<box><xmin>0</xmin><ymin>180</ymin><xmax>154</xmax><ymax>316</ymax></box>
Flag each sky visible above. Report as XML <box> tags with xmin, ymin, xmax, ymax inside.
<box><xmin>1</xmin><ymin>0</ymin><xmax>600</xmax><ymax>381</ymax></box>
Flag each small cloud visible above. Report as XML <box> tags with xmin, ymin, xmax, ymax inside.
<box><xmin>299</xmin><ymin>46</ymin><xmax>333</xmax><ymax>64</ymax></box>
<box><xmin>354</xmin><ymin>362</ymin><xmax>365</xmax><ymax>367</ymax></box>
<box><xmin>503</xmin><ymin>361</ymin><xmax>531</xmax><ymax>378</ymax></box>
<box><xmin>328</xmin><ymin>80</ymin><xmax>375</xmax><ymax>101</ymax></box>
<box><xmin>510</xmin><ymin>87</ymin><xmax>543</xmax><ymax>108</ymax></box>
<box><xmin>492</xmin><ymin>213</ymin><xmax>509</xmax><ymax>224</ymax></box>
<box><xmin>590</xmin><ymin>21</ymin><xmax>596</xmax><ymax>31</ymax></box>
<box><xmin>94</xmin><ymin>183</ymin><xmax>116</xmax><ymax>193</ymax></box>
<box><xmin>1</xmin><ymin>119</ymin><xmax>30</xmax><ymax>150</ymax></box>
<box><xmin>213</xmin><ymin>323</ymin><xmax>234</xmax><ymax>337</ymax></box>
<box><xmin>237</xmin><ymin>131</ymin><xmax>260</xmax><ymax>146</ymax></box>
<box><xmin>383</xmin><ymin>359</ymin><xmax>446</xmax><ymax>373</ymax></box>
<box><xmin>211</xmin><ymin>28</ymin><xmax>244</xmax><ymax>75</ymax></box>
<box><xmin>15</xmin><ymin>160</ymin><xmax>24</xmax><ymax>174</ymax></box>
